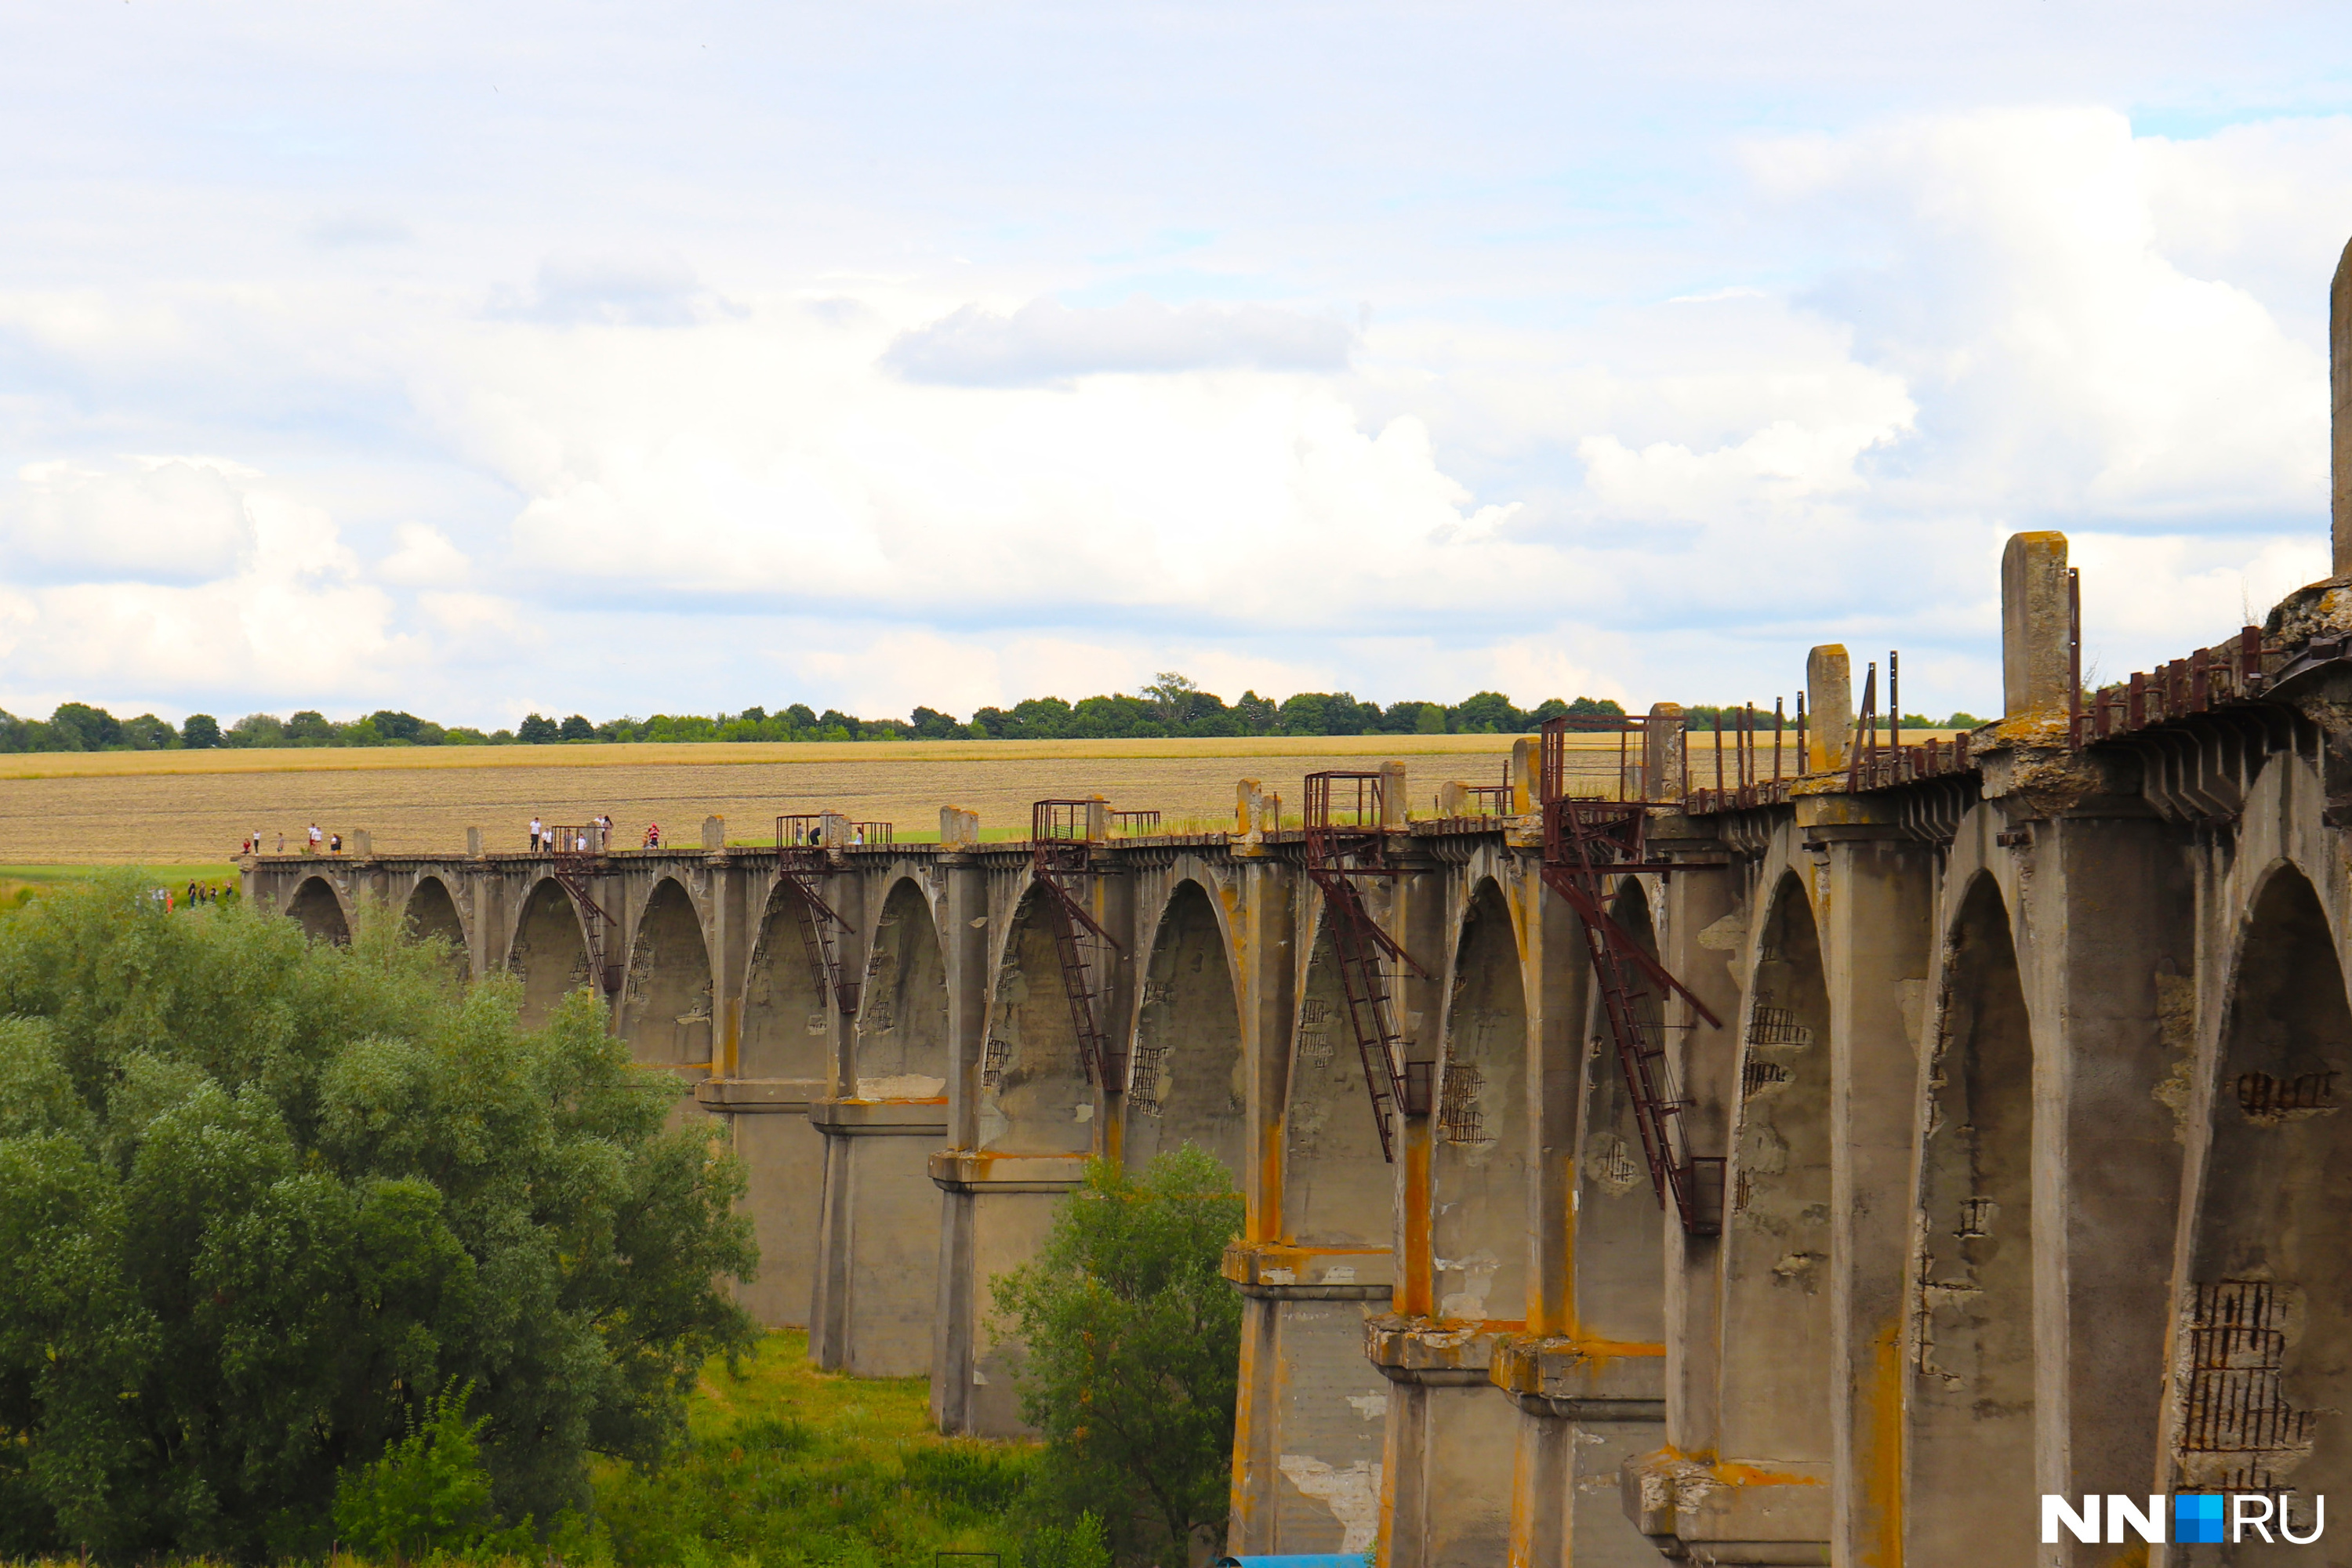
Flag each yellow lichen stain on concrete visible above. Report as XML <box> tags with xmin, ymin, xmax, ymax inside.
<box><xmin>1864</xmin><ymin>1317</ymin><xmax>1903</xmax><ymax>1566</ymax></box>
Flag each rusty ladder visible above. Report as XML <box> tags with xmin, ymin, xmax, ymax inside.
<box><xmin>1302</xmin><ymin>771</ymin><xmax>1425</xmax><ymax>1163</ymax></box>
<box><xmin>1031</xmin><ymin>800</ymin><xmax>1123</xmax><ymax>1086</ymax></box>
<box><xmin>1537</xmin><ymin>721</ymin><xmax>1726</xmax><ymax>1236</ymax></box>
<box><xmin>775</xmin><ymin>815</ymin><xmax>862</xmax><ymax>1018</ymax></box>
<box><xmin>548</xmin><ymin>824</ymin><xmax>622</xmax><ymax>995</ymax></box>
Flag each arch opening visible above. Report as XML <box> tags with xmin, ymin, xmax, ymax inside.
<box><xmin>621</xmin><ymin>879</ymin><xmax>713</xmax><ymax>1066</ymax></box>
<box><xmin>403</xmin><ymin>877</ymin><xmax>467</xmax><ymax>982</ymax></box>
<box><xmin>287</xmin><ymin>877</ymin><xmax>350</xmax><ymax>946</ymax></box>
<box><xmin>1282</xmin><ymin>918</ymin><xmax>1389</xmax><ymax>1247</ymax></box>
<box><xmin>1432</xmin><ymin>880</ymin><xmax>1530</xmax><ymax>1326</ymax></box>
<box><xmin>2176</xmin><ymin>866</ymin><xmax>2352</xmax><ymax>1517</ymax></box>
<box><xmin>1573</xmin><ymin>879</ymin><xmax>1665</xmax><ymax>1340</ymax></box>
<box><xmin>854</xmin><ymin>880</ymin><xmax>949</xmax><ymax>1097</ymax></box>
<box><xmin>979</xmin><ymin>884</ymin><xmax>1094</xmax><ymax>1155</ymax></box>
<box><xmin>1719</xmin><ymin>872</ymin><xmax>1833</xmax><ymax>1466</ymax></box>
<box><xmin>1907</xmin><ymin>874</ymin><xmax>2035</xmax><ymax>1563</ymax></box>
<box><xmin>508</xmin><ymin>878</ymin><xmax>590</xmax><ymax>1029</ymax></box>
<box><xmin>1126</xmin><ymin>881</ymin><xmax>1246</xmax><ymax>1181</ymax></box>
<box><xmin>740</xmin><ymin>884</ymin><xmax>835</xmax><ymax>1080</ymax></box>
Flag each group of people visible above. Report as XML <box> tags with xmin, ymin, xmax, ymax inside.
<box><xmin>149</xmin><ymin>881</ymin><xmax>233</xmax><ymax>913</ymax></box>
<box><xmin>240</xmin><ymin>826</ymin><xmax>339</xmax><ymax>855</ymax></box>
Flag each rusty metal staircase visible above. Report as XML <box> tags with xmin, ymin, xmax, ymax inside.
<box><xmin>1537</xmin><ymin>720</ymin><xmax>1726</xmax><ymax>1236</ymax></box>
<box><xmin>1031</xmin><ymin>800</ymin><xmax>1123</xmax><ymax>1086</ymax></box>
<box><xmin>775</xmin><ymin>815</ymin><xmax>862</xmax><ymax>1018</ymax></box>
<box><xmin>1302</xmin><ymin>771</ymin><xmax>1425</xmax><ymax>1163</ymax></box>
<box><xmin>547</xmin><ymin>824</ymin><xmax>622</xmax><ymax>996</ymax></box>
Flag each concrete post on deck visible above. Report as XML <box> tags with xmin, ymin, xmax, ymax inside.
<box><xmin>2331</xmin><ymin>231</ymin><xmax>2352</xmax><ymax>576</ymax></box>
<box><xmin>1808</xmin><ymin>647</ymin><xmax>1852</xmax><ymax>773</ymax></box>
<box><xmin>2002</xmin><ymin>532</ymin><xmax>2072</xmax><ymax>717</ymax></box>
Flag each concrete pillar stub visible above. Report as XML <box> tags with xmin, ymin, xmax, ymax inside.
<box><xmin>938</xmin><ymin>806</ymin><xmax>978</xmax><ymax>848</ymax></box>
<box><xmin>2001</xmin><ymin>531</ymin><xmax>2071</xmax><ymax>717</ymax></box>
<box><xmin>1083</xmin><ymin>795</ymin><xmax>1109</xmax><ymax>842</ymax></box>
<box><xmin>701</xmin><ymin>815</ymin><xmax>726</xmax><ymax>850</ymax></box>
<box><xmin>350</xmin><ymin>829</ymin><xmax>372</xmax><ymax>858</ymax></box>
<box><xmin>1380</xmin><ymin>760</ymin><xmax>1408</xmax><ymax>826</ymax></box>
<box><xmin>2334</xmin><ymin>234</ymin><xmax>2352</xmax><ymax>574</ymax></box>
<box><xmin>1509</xmin><ymin>735</ymin><xmax>1536</xmax><ymax>814</ymax></box>
<box><xmin>1807</xmin><ymin>646</ymin><xmax>1852</xmax><ymax>772</ymax></box>
<box><xmin>1643</xmin><ymin>702</ymin><xmax>1685</xmax><ymax>800</ymax></box>
<box><xmin>465</xmin><ymin>826</ymin><xmax>482</xmax><ymax>857</ymax></box>
<box><xmin>1436</xmin><ymin>779</ymin><xmax>1466</xmax><ymax>815</ymax></box>
<box><xmin>1234</xmin><ymin>779</ymin><xmax>1278</xmax><ymax>840</ymax></box>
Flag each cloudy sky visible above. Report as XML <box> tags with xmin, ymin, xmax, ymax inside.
<box><xmin>2</xmin><ymin>2</ymin><xmax>2350</xmax><ymax>728</ymax></box>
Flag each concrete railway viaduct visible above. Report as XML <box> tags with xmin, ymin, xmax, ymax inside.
<box><xmin>244</xmin><ymin>256</ymin><xmax>2352</xmax><ymax>1568</ymax></box>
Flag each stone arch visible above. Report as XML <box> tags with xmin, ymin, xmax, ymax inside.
<box><xmin>978</xmin><ymin>881</ymin><xmax>1095</xmax><ymax>1154</ymax></box>
<box><xmin>1432</xmin><ymin>877</ymin><xmax>1530</xmax><ymax>1325</ymax></box>
<box><xmin>287</xmin><ymin>876</ymin><xmax>350</xmax><ymax>946</ymax></box>
<box><xmin>853</xmin><ymin>878</ymin><xmax>949</xmax><ymax>1096</ymax></box>
<box><xmin>621</xmin><ymin>877</ymin><xmax>714</xmax><ymax>1066</ymax></box>
<box><xmin>1719</xmin><ymin>870</ymin><xmax>1833</xmax><ymax>1467</ymax></box>
<box><xmin>1573</xmin><ymin>877</ymin><xmax>1665</xmax><ymax>1340</ymax></box>
<box><xmin>740</xmin><ymin>882</ymin><xmax>836</xmax><ymax>1080</ymax></box>
<box><xmin>1281</xmin><ymin>904</ymin><xmax>1390</xmax><ymax>1248</ymax></box>
<box><xmin>507</xmin><ymin>877</ymin><xmax>590</xmax><ymax>1029</ymax></box>
<box><xmin>1126</xmin><ymin>879</ymin><xmax>1246</xmax><ymax>1181</ymax></box>
<box><xmin>2172</xmin><ymin>862</ymin><xmax>2352</xmax><ymax>1516</ymax></box>
<box><xmin>1907</xmin><ymin>872</ymin><xmax>2035</xmax><ymax>1563</ymax></box>
<box><xmin>402</xmin><ymin>876</ymin><xmax>468</xmax><ymax>981</ymax></box>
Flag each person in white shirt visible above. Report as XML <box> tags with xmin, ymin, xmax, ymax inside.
<box><xmin>529</xmin><ymin>816</ymin><xmax>543</xmax><ymax>851</ymax></box>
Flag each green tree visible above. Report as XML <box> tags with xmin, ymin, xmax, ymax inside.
<box><xmin>991</xmin><ymin>1147</ymin><xmax>1243</xmax><ymax>1567</ymax></box>
<box><xmin>180</xmin><ymin>713</ymin><xmax>222</xmax><ymax>749</ymax></box>
<box><xmin>332</xmin><ymin>1383</ymin><xmax>530</xmax><ymax>1563</ymax></box>
<box><xmin>559</xmin><ymin>714</ymin><xmax>596</xmax><ymax>742</ymax></box>
<box><xmin>0</xmin><ymin>880</ymin><xmax>757</xmax><ymax>1562</ymax></box>
<box><xmin>225</xmin><ymin>713</ymin><xmax>286</xmax><ymax>748</ymax></box>
<box><xmin>517</xmin><ymin>713</ymin><xmax>561</xmax><ymax>744</ymax></box>
<box><xmin>48</xmin><ymin>702</ymin><xmax>119</xmax><ymax>750</ymax></box>
<box><xmin>368</xmin><ymin>710</ymin><xmax>426</xmax><ymax>743</ymax></box>
<box><xmin>285</xmin><ymin>710</ymin><xmax>336</xmax><ymax>745</ymax></box>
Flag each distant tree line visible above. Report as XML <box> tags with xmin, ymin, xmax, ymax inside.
<box><xmin>0</xmin><ymin>671</ymin><xmax>1995</xmax><ymax>756</ymax></box>
<box><xmin>0</xmin><ymin>675</ymin><xmax>1639</xmax><ymax>753</ymax></box>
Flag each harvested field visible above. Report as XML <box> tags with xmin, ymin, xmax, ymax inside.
<box><xmin>0</xmin><ymin>736</ymin><xmax>1512</xmax><ymax>864</ymax></box>
<box><xmin>0</xmin><ymin>731</ymin><xmax>1951</xmax><ymax>866</ymax></box>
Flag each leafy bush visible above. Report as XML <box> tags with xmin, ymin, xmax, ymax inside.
<box><xmin>990</xmin><ymin>1147</ymin><xmax>1243</xmax><ymax>1567</ymax></box>
<box><xmin>1017</xmin><ymin>1512</ymin><xmax>1111</xmax><ymax>1568</ymax></box>
<box><xmin>0</xmin><ymin>880</ymin><xmax>756</xmax><ymax>1562</ymax></box>
<box><xmin>332</xmin><ymin>1383</ymin><xmax>533</xmax><ymax>1563</ymax></box>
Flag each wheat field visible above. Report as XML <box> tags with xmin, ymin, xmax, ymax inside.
<box><xmin>0</xmin><ymin>729</ymin><xmax>1944</xmax><ymax>866</ymax></box>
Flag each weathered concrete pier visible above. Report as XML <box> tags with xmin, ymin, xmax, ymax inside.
<box><xmin>247</xmin><ymin>241</ymin><xmax>2352</xmax><ymax>1566</ymax></box>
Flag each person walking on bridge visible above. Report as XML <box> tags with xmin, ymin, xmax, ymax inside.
<box><xmin>529</xmin><ymin>816</ymin><xmax>543</xmax><ymax>852</ymax></box>
<box><xmin>307</xmin><ymin>823</ymin><xmax>321</xmax><ymax>855</ymax></box>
